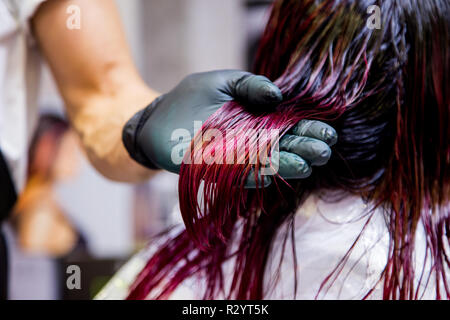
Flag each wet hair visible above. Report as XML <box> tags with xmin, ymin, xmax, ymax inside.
<box><xmin>128</xmin><ymin>0</ymin><xmax>449</xmax><ymax>299</ymax></box>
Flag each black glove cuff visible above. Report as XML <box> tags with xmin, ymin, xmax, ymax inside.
<box><xmin>122</xmin><ymin>95</ymin><xmax>166</xmax><ymax>170</ymax></box>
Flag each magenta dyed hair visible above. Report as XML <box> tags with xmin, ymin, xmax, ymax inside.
<box><xmin>128</xmin><ymin>0</ymin><xmax>449</xmax><ymax>299</ymax></box>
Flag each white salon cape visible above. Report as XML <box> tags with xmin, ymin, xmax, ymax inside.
<box><xmin>0</xmin><ymin>0</ymin><xmax>46</xmax><ymax>193</ymax></box>
<box><xmin>96</xmin><ymin>191</ymin><xmax>439</xmax><ymax>300</ymax></box>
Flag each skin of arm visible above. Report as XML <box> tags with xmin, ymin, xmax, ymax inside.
<box><xmin>32</xmin><ymin>0</ymin><xmax>159</xmax><ymax>182</ymax></box>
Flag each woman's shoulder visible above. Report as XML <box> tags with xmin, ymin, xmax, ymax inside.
<box><xmin>262</xmin><ymin>191</ymin><xmax>388</xmax><ymax>299</ymax></box>
<box><xmin>95</xmin><ymin>226</ymin><xmax>187</xmax><ymax>300</ymax></box>
<box><xmin>96</xmin><ymin>191</ymin><xmax>437</xmax><ymax>300</ymax></box>
<box><xmin>94</xmin><ymin>246</ymin><xmax>152</xmax><ymax>300</ymax></box>
<box><xmin>265</xmin><ymin>191</ymin><xmax>436</xmax><ymax>299</ymax></box>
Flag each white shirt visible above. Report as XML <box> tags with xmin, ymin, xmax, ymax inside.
<box><xmin>96</xmin><ymin>191</ymin><xmax>439</xmax><ymax>300</ymax></box>
<box><xmin>0</xmin><ymin>0</ymin><xmax>46</xmax><ymax>192</ymax></box>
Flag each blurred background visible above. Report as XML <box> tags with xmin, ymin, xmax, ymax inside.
<box><xmin>4</xmin><ymin>0</ymin><xmax>273</xmax><ymax>299</ymax></box>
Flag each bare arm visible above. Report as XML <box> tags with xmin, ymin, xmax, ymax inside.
<box><xmin>32</xmin><ymin>0</ymin><xmax>159</xmax><ymax>182</ymax></box>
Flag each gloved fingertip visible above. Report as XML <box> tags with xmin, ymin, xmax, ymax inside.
<box><xmin>292</xmin><ymin>120</ymin><xmax>338</xmax><ymax>147</ymax></box>
<box><xmin>311</xmin><ymin>145</ymin><xmax>332</xmax><ymax>166</ymax></box>
<box><xmin>244</xmin><ymin>170</ymin><xmax>272</xmax><ymax>189</ymax></box>
<box><xmin>323</xmin><ymin>128</ymin><xmax>338</xmax><ymax>146</ymax></box>
<box><xmin>261</xmin><ymin>83</ymin><xmax>283</xmax><ymax>103</ymax></box>
<box><xmin>278</xmin><ymin>151</ymin><xmax>312</xmax><ymax>179</ymax></box>
<box><xmin>262</xmin><ymin>175</ymin><xmax>272</xmax><ymax>187</ymax></box>
<box><xmin>239</xmin><ymin>75</ymin><xmax>282</xmax><ymax>106</ymax></box>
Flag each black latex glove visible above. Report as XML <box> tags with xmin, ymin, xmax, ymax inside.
<box><xmin>123</xmin><ymin>70</ymin><xmax>337</xmax><ymax>188</ymax></box>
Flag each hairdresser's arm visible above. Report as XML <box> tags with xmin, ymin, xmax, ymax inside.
<box><xmin>32</xmin><ymin>0</ymin><xmax>285</xmax><ymax>184</ymax></box>
<box><xmin>32</xmin><ymin>0</ymin><xmax>158</xmax><ymax>182</ymax></box>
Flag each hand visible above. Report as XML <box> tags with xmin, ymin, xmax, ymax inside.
<box><xmin>123</xmin><ymin>70</ymin><xmax>282</xmax><ymax>172</ymax></box>
<box><xmin>122</xmin><ymin>70</ymin><xmax>337</xmax><ymax>188</ymax></box>
<box><xmin>246</xmin><ymin>119</ymin><xmax>337</xmax><ymax>188</ymax></box>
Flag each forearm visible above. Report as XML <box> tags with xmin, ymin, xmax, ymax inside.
<box><xmin>67</xmin><ymin>80</ymin><xmax>159</xmax><ymax>182</ymax></box>
<box><xmin>31</xmin><ymin>0</ymin><xmax>159</xmax><ymax>182</ymax></box>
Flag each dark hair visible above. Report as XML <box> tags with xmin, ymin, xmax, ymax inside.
<box><xmin>128</xmin><ymin>0</ymin><xmax>449</xmax><ymax>299</ymax></box>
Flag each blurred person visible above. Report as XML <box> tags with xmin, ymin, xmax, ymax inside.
<box><xmin>11</xmin><ymin>115</ymin><xmax>80</xmax><ymax>257</ymax></box>
<box><xmin>0</xmin><ymin>0</ymin><xmax>335</xmax><ymax>299</ymax></box>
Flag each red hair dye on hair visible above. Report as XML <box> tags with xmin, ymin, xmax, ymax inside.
<box><xmin>127</xmin><ymin>0</ymin><xmax>449</xmax><ymax>299</ymax></box>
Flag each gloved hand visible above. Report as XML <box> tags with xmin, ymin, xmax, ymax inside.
<box><xmin>123</xmin><ymin>70</ymin><xmax>337</xmax><ymax>188</ymax></box>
